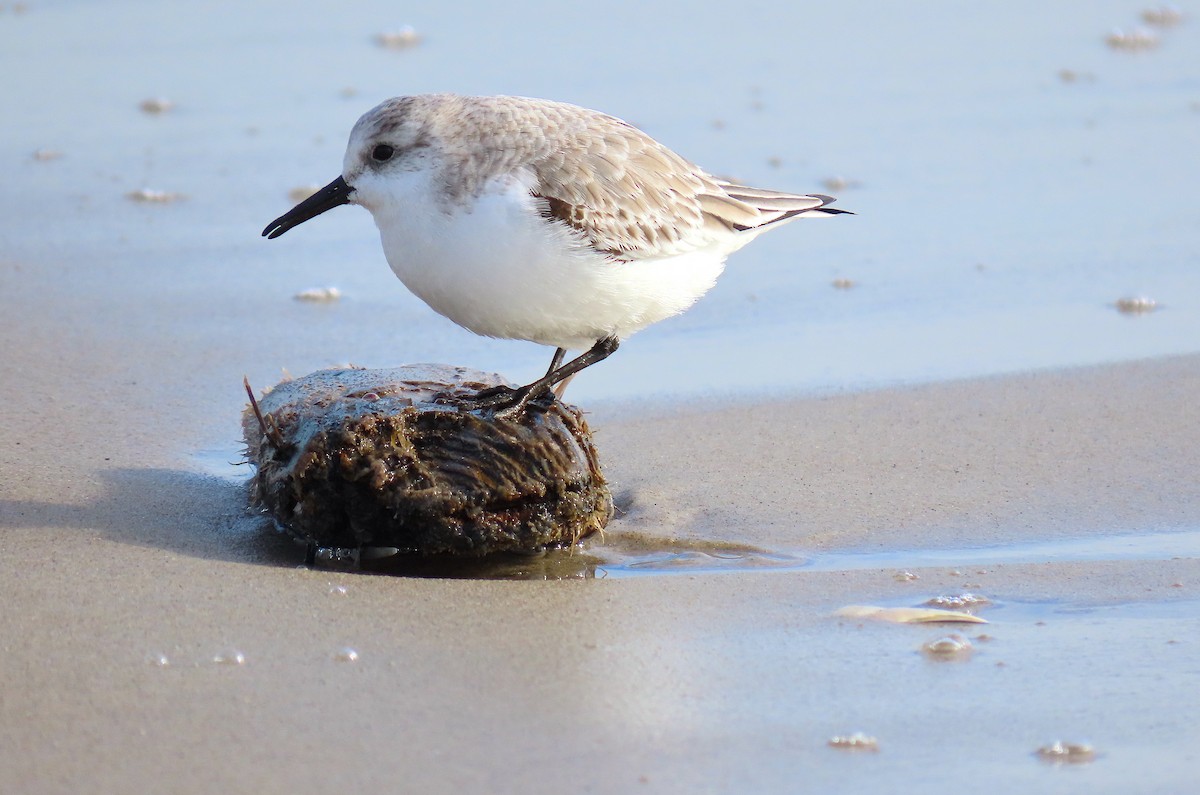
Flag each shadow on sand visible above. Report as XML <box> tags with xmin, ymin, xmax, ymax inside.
<box><xmin>0</xmin><ymin>468</ymin><xmax>806</xmax><ymax>580</ymax></box>
<box><xmin>0</xmin><ymin>467</ymin><xmax>303</xmax><ymax>568</ymax></box>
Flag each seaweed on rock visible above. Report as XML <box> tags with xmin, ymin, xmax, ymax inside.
<box><xmin>243</xmin><ymin>365</ymin><xmax>611</xmax><ymax>556</ymax></box>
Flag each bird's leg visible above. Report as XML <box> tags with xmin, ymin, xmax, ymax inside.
<box><xmin>465</xmin><ymin>346</ymin><xmax>569</xmax><ymax>404</ymax></box>
<box><xmin>544</xmin><ymin>347</ymin><xmax>567</xmax><ymax>379</ymax></box>
<box><xmin>498</xmin><ymin>337</ymin><xmax>618</xmax><ymax>418</ymax></box>
<box><xmin>544</xmin><ymin>348</ymin><xmax>573</xmax><ymax>398</ymax></box>
<box><xmin>462</xmin><ymin>337</ymin><xmax>619</xmax><ymax>417</ymax></box>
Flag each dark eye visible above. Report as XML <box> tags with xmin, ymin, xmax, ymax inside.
<box><xmin>372</xmin><ymin>144</ymin><xmax>395</xmax><ymax>162</ymax></box>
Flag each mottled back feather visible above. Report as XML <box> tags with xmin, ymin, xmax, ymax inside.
<box><xmin>358</xmin><ymin>95</ymin><xmax>845</xmax><ymax>261</ymax></box>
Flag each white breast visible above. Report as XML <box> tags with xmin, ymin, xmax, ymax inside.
<box><xmin>366</xmin><ymin>170</ymin><xmax>729</xmax><ymax>351</ymax></box>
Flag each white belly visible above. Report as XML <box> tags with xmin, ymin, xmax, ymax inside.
<box><xmin>369</xmin><ymin>173</ymin><xmax>728</xmax><ymax>351</ymax></box>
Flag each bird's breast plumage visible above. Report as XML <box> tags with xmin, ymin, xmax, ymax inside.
<box><xmin>367</xmin><ymin>166</ymin><xmax>728</xmax><ymax>350</ymax></box>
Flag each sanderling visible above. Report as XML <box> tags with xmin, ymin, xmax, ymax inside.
<box><xmin>264</xmin><ymin>94</ymin><xmax>849</xmax><ymax>415</ymax></box>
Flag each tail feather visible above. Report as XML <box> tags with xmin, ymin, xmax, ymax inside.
<box><xmin>700</xmin><ymin>183</ymin><xmax>854</xmax><ymax>234</ymax></box>
<box><xmin>705</xmin><ymin>182</ymin><xmax>852</xmax><ymax>232</ymax></box>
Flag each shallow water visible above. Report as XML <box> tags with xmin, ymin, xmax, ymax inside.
<box><xmin>599</xmin><ymin>526</ymin><xmax>1200</xmax><ymax>579</ymax></box>
<box><xmin>593</xmin><ymin>526</ymin><xmax>1200</xmax><ymax>578</ymax></box>
<box><xmin>288</xmin><ymin>525</ymin><xmax>1200</xmax><ymax>580</ymax></box>
<box><xmin>803</xmin><ymin>527</ymin><xmax>1200</xmax><ymax>572</ymax></box>
<box><xmin>3</xmin><ymin>1</ymin><xmax>1198</xmax><ymax>408</ymax></box>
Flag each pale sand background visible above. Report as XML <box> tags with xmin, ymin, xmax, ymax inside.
<box><xmin>3</xmin><ymin>1</ymin><xmax>1200</xmax><ymax>792</ymax></box>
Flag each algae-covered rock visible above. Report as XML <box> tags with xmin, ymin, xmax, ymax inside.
<box><xmin>242</xmin><ymin>365</ymin><xmax>612</xmax><ymax>557</ymax></box>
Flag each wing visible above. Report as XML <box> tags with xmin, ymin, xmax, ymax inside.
<box><xmin>528</xmin><ymin>119</ymin><xmax>717</xmax><ymax>260</ymax></box>
<box><xmin>527</xmin><ymin>112</ymin><xmax>847</xmax><ymax>261</ymax></box>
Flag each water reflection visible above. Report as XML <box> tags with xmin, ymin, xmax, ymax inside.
<box><xmin>308</xmin><ymin>533</ymin><xmax>807</xmax><ymax>580</ymax></box>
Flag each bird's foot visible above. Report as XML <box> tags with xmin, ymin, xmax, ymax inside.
<box><xmin>466</xmin><ymin>384</ymin><xmax>521</xmax><ymax>406</ymax></box>
<box><xmin>439</xmin><ymin>384</ymin><xmax>554</xmax><ymax>419</ymax></box>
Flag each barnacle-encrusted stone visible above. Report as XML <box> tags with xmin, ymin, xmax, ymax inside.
<box><xmin>243</xmin><ymin>365</ymin><xmax>611</xmax><ymax>556</ymax></box>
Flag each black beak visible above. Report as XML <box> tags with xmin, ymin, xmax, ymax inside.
<box><xmin>262</xmin><ymin>176</ymin><xmax>354</xmax><ymax>239</ymax></box>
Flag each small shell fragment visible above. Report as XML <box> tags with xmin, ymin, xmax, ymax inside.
<box><xmin>1106</xmin><ymin>28</ymin><xmax>1159</xmax><ymax>51</ymax></box>
<box><xmin>32</xmin><ymin>149</ymin><xmax>63</xmax><ymax>162</ymax></box>
<box><xmin>1114</xmin><ymin>295</ymin><xmax>1158</xmax><ymax>314</ymax></box>
<box><xmin>894</xmin><ymin>571</ymin><xmax>920</xmax><ymax>582</ymax></box>
<box><xmin>1036</xmin><ymin>741</ymin><xmax>1096</xmax><ymax>763</ymax></box>
<box><xmin>822</xmin><ymin>176</ymin><xmax>861</xmax><ymax>191</ymax></box>
<box><xmin>835</xmin><ymin>605</ymin><xmax>988</xmax><ymax>624</ymax></box>
<box><xmin>212</xmin><ymin>651</ymin><xmax>246</xmax><ymax>666</ymax></box>
<box><xmin>924</xmin><ymin>593</ymin><xmax>991</xmax><ymax>610</ymax></box>
<box><xmin>127</xmin><ymin>188</ymin><xmax>184</xmax><ymax>203</ymax></box>
<box><xmin>1057</xmin><ymin>68</ymin><xmax>1096</xmax><ymax>83</ymax></box>
<box><xmin>1141</xmin><ymin>5</ymin><xmax>1183</xmax><ymax>26</ymax></box>
<box><xmin>828</xmin><ymin>732</ymin><xmax>879</xmax><ymax>751</ymax></box>
<box><xmin>831</xmin><ymin>278</ymin><xmax>856</xmax><ymax>290</ymax></box>
<box><xmin>139</xmin><ymin>97</ymin><xmax>175</xmax><ymax>114</ymax></box>
<box><xmin>376</xmin><ymin>26</ymin><xmax>422</xmax><ymax>49</ymax></box>
<box><xmin>293</xmin><ymin>286</ymin><xmax>342</xmax><ymax>302</ymax></box>
<box><xmin>922</xmin><ymin>634</ymin><xmax>973</xmax><ymax>658</ymax></box>
<box><xmin>334</xmin><ymin>648</ymin><xmax>359</xmax><ymax>662</ymax></box>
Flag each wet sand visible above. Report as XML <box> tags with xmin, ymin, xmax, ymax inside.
<box><xmin>3</xmin><ymin>353</ymin><xmax>1199</xmax><ymax>793</ymax></box>
<box><xmin>3</xmin><ymin>1</ymin><xmax>1200</xmax><ymax>791</ymax></box>
<box><xmin>602</xmin><ymin>354</ymin><xmax>1200</xmax><ymax>552</ymax></box>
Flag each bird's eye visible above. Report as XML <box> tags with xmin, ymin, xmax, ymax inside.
<box><xmin>372</xmin><ymin>144</ymin><xmax>395</xmax><ymax>162</ymax></box>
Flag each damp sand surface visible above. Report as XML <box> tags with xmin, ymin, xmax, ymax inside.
<box><xmin>3</xmin><ymin>0</ymin><xmax>1200</xmax><ymax>793</ymax></box>
<box><xmin>4</xmin><ymin>357</ymin><xmax>1200</xmax><ymax>794</ymax></box>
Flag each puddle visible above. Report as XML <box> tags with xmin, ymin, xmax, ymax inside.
<box><xmin>290</xmin><ymin>526</ymin><xmax>1198</xmax><ymax>580</ymax></box>
<box><xmin>343</xmin><ymin>547</ymin><xmax>609</xmax><ymax>580</ymax></box>
<box><xmin>975</xmin><ymin>597</ymin><xmax>1197</xmax><ymax>623</ymax></box>
<box><xmin>306</xmin><ymin>534</ymin><xmax>802</xmax><ymax>580</ymax></box>
<box><xmin>593</xmin><ymin>527</ymin><xmax>1199</xmax><ymax>581</ymax></box>
<box><xmin>594</xmin><ymin>534</ymin><xmax>804</xmax><ymax>578</ymax></box>
<box><xmin>805</xmin><ymin>528</ymin><xmax>1200</xmax><ymax>572</ymax></box>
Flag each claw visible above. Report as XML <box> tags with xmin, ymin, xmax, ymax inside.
<box><xmin>443</xmin><ymin>384</ymin><xmax>532</xmax><ymax>416</ymax></box>
<box><xmin>469</xmin><ymin>384</ymin><xmax>521</xmax><ymax>404</ymax></box>
<box><xmin>467</xmin><ymin>384</ymin><xmax>556</xmax><ymax>419</ymax></box>
<box><xmin>432</xmin><ymin>385</ymin><xmax>516</xmax><ymax>409</ymax></box>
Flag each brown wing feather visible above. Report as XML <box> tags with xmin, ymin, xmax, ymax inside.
<box><xmin>528</xmin><ymin>113</ymin><xmax>716</xmax><ymax>261</ymax></box>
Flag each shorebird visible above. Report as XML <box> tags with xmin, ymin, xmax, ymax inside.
<box><xmin>264</xmin><ymin>94</ymin><xmax>848</xmax><ymax>415</ymax></box>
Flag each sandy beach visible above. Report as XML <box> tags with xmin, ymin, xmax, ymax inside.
<box><xmin>3</xmin><ymin>355</ymin><xmax>1199</xmax><ymax>793</ymax></box>
<box><xmin>3</xmin><ymin>1</ymin><xmax>1199</xmax><ymax>792</ymax></box>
